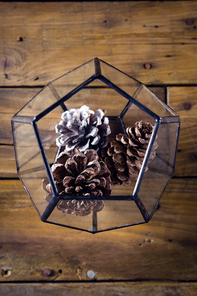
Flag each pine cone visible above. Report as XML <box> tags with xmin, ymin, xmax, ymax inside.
<box><xmin>55</xmin><ymin>105</ymin><xmax>111</xmax><ymax>153</ymax></box>
<box><xmin>43</xmin><ymin>149</ymin><xmax>112</xmax><ymax>216</ymax></box>
<box><xmin>102</xmin><ymin>121</ymin><xmax>158</xmax><ymax>186</ymax></box>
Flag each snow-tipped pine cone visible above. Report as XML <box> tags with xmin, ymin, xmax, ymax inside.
<box><xmin>43</xmin><ymin>149</ymin><xmax>112</xmax><ymax>216</ymax></box>
<box><xmin>101</xmin><ymin>121</ymin><xmax>158</xmax><ymax>186</ymax></box>
<box><xmin>55</xmin><ymin>105</ymin><xmax>111</xmax><ymax>153</ymax></box>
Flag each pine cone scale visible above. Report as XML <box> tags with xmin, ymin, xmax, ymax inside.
<box><xmin>65</xmin><ymin>158</ymin><xmax>79</xmax><ymax>176</ymax></box>
<box><xmin>75</xmin><ymin>175</ymin><xmax>85</xmax><ymax>185</ymax></box>
<box><xmin>63</xmin><ymin>176</ymin><xmax>75</xmax><ymax>187</ymax></box>
<box><xmin>73</xmin><ymin>152</ymin><xmax>87</xmax><ymax>172</ymax></box>
<box><xmin>51</xmin><ymin>164</ymin><xmax>68</xmax><ymax>181</ymax></box>
<box><xmin>114</xmin><ymin>143</ymin><xmax>125</xmax><ymax>154</ymax></box>
<box><xmin>85</xmin><ymin>149</ymin><xmax>98</xmax><ymax>162</ymax></box>
<box><xmin>86</xmin><ymin>178</ymin><xmax>100</xmax><ymax>186</ymax></box>
<box><xmin>65</xmin><ymin>187</ymin><xmax>75</xmax><ymax>194</ymax></box>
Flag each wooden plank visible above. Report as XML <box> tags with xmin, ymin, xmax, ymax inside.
<box><xmin>0</xmin><ymin>86</ymin><xmax>164</xmax><ymax>146</ymax></box>
<box><xmin>167</xmin><ymin>86</ymin><xmax>197</xmax><ymax>176</ymax></box>
<box><xmin>0</xmin><ymin>146</ymin><xmax>17</xmax><ymax>178</ymax></box>
<box><xmin>0</xmin><ymin>2</ymin><xmax>197</xmax><ymax>86</ymax></box>
<box><xmin>0</xmin><ymin>282</ymin><xmax>197</xmax><ymax>296</ymax></box>
<box><xmin>0</xmin><ymin>178</ymin><xmax>197</xmax><ymax>281</ymax></box>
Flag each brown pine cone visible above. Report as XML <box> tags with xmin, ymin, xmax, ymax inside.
<box><xmin>55</xmin><ymin>105</ymin><xmax>111</xmax><ymax>153</ymax></box>
<box><xmin>43</xmin><ymin>149</ymin><xmax>112</xmax><ymax>216</ymax></box>
<box><xmin>102</xmin><ymin>121</ymin><xmax>158</xmax><ymax>186</ymax></box>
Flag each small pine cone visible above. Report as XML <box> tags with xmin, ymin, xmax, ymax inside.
<box><xmin>55</xmin><ymin>105</ymin><xmax>111</xmax><ymax>153</ymax></box>
<box><xmin>102</xmin><ymin>121</ymin><xmax>158</xmax><ymax>186</ymax></box>
<box><xmin>43</xmin><ymin>149</ymin><xmax>112</xmax><ymax>216</ymax></box>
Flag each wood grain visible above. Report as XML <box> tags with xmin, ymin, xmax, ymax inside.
<box><xmin>0</xmin><ymin>178</ymin><xmax>197</xmax><ymax>282</ymax></box>
<box><xmin>167</xmin><ymin>86</ymin><xmax>197</xmax><ymax>176</ymax></box>
<box><xmin>0</xmin><ymin>282</ymin><xmax>197</xmax><ymax>296</ymax></box>
<box><xmin>0</xmin><ymin>2</ymin><xmax>197</xmax><ymax>86</ymax></box>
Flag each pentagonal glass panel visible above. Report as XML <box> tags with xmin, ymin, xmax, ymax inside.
<box><xmin>135</xmin><ymin>85</ymin><xmax>177</xmax><ymax>117</ymax></box>
<box><xmin>36</xmin><ymin>81</ymin><xmax>133</xmax><ymax>202</ymax></box>
<box><xmin>100</xmin><ymin>60</ymin><xmax>141</xmax><ymax>98</ymax></box>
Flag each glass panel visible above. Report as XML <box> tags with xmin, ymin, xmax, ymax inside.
<box><xmin>20</xmin><ymin>168</ymin><xmax>50</xmax><ymax>216</ymax></box>
<box><xmin>13</xmin><ymin>121</ymin><xmax>53</xmax><ymax>216</ymax></box>
<box><xmin>136</xmin><ymin>85</ymin><xmax>177</xmax><ymax>117</ymax></box>
<box><xmin>154</xmin><ymin>122</ymin><xmax>179</xmax><ymax>171</ymax></box>
<box><xmin>138</xmin><ymin>171</ymin><xmax>170</xmax><ymax>215</ymax></box>
<box><xmin>96</xmin><ymin>200</ymin><xmax>144</xmax><ymax>231</ymax></box>
<box><xmin>110</xmin><ymin>104</ymin><xmax>156</xmax><ymax>195</ymax></box>
<box><xmin>137</xmin><ymin>122</ymin><xmax>179</xmax><ymax>215</ymax></box>
<box><xmin>100</xmin><ymin>60</ymin><xmax>141</xmax><ymax>98</ymax></box>
<box><xmin>13</xmin><ymin>122</ymin><xmax>41</xmax><ymax>171</ymax></box>
<box><xmin>51</xmin><ymin>59</ymin><xmax>95</xmax><ymax>99</ymax></box>
<box><xmin>37</xmin><ymin>104</ymin><xmax>63</xmax><ymax>165</ymax></box>
<box><xmin>122</xmin><ymin>100</ymin><xmax>155</xmax><ymax>130</ymax></box>
<box><xmin>16</xmin><ymin>85</ymin><xmax>59</xmax><ymax>117</ymax></box>
<box><xmin>62</xmin><ymin>80</ymin><xmax>129</xmax><ymax>117</ymax></box>
<box><xmin>47</xmin><ymin>204</ymin><xmax>93</xmax><ymax>232</ymax></box>
<box><xmin>47</xmin><ymin>198</ymin><xmax>144</xmax><ymax>232</ymax></box>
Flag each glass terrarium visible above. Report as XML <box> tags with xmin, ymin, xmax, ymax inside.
<box><xmin>11</xmin><ymin>58</ymin><xmax>180</xmax><ymax>233</ymax></box>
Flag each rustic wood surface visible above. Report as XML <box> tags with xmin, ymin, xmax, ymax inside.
<box><xmin>0</xmin><ymin>1</ymin><xmax>197</xmax><ymax>295</ymax></box>
<box><xmin>0</xmin><ymin>1</ymin><xmax>197</xmax><ymax>86</ymax></box>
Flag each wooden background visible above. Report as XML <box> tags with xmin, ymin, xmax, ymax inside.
<box><xmin>0</xmin><ymin>1</ymin><xmax>197</xmax><ymax>295</ymax></box>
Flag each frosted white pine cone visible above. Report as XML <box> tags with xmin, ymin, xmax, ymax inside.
<box><xmin>55</xmin><ymin>105</ymin><xmax>111</xmax><ymax>153</ymax></box>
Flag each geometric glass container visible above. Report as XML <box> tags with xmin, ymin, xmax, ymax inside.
<box><xmin>11</xmin><ymin>58</ymin><xmax>180</xmax><ymax>233</ymax></box>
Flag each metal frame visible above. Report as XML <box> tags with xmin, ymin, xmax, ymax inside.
<box><xmin>11</xmin><ymin>57</ymin><xmax>180</xmax><ymax>233</ymax></box>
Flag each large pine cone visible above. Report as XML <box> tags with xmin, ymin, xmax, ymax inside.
<box><xmin>55</xmin><ymin>105</ymin><xmax>111</xmax><ymax>153</ymax></box>
<box><xmin>43</xmin><ymin>149</ymin><xmax>112</xmax><ymax>216</ymax></box>
<box><xmin>102</xmin><ymin>121</ymin><xmax>158</xmax><ymax>186</ymax></box>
